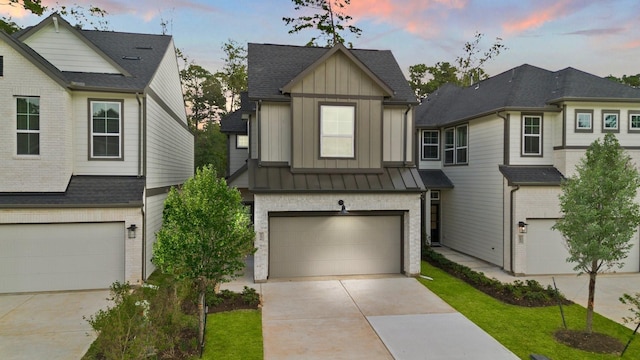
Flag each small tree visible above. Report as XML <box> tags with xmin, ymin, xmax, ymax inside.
<box><xmin>553</xmin><ymin>133</ymin><xmax>640</xmax><ymax>333</ymax></box>
<box><xmin>153</xmin><ymin>165</ymin><xmax>255</xmax><ymax>348</ymax></box>
<box><xmin>283</xmin><ymin>0</ymin><xmax>362</xmax><ymax>47</ymax></box>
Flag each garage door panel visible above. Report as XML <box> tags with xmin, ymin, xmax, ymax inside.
<box><xmin>270</xmin><ymin>215</ymin><xmax>401</xmax><ymax>278</ymax></box>
<box><xmin>0</xmin><ymin>223</ymin><xmax>125</xmax><ymax>293</ymax></box>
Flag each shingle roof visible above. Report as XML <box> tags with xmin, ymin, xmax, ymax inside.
<box><xmin>418</xmin><ymin>170</ymin><xmax>454</xmax><ymax>189</ymax></box>
<box><xmin>248</xmin><ymin>160</ymin><xmax>424</xmax><ymax>193</ymax></box>
<box><xmin>499</xmin><ymin>165</ymin><xmax>565</xmax><ymax>186</ymax></box>
<box><xmin>220</xmin><ymin>92</ymin><xmax>253</xmax><ymax>133</ymax></box>
<box><xmin>416</xmin><ymin>64</ymin><xmax>640</xmax><ymax>127</ymax></box>
<box><xmin>248</xmin><ymin>43</ymin><xmax>417</xmax><ymax>104</ymax></box>
<box><xmin>9</xmin><ymin>15</ymin><xmax>172</xmax><ymax>92</ymax></box>
<box><xmin>0</xmin><ymin>176</ymin><xmax>145</xmax><ymax>207</ymax></box>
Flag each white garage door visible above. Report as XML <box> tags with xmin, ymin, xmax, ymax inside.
<box><xmin>0</xmin><ymin>223</ymin><xmax>125</xmax><ymax>293</ymax></box>
<box><xmin>269</xmin><ymin>215</ymin><xmax>401</xmax><ymax>278</ymax></box>
<box><xmin>526</xmin><ymin>219</ymin><xmax>640</xmax><ymax>275</ymax></box>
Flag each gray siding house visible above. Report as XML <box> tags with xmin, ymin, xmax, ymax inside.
<box><xmin>0</xmin><ymin>15</ymin><xmax>193</xmax><ymax>293</ymax></box>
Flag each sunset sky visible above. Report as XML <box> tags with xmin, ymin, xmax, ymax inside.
<box><xmin>3</xmin><ymin>0</ymin><xmax>639</xmax><ymax>80</ymax></box>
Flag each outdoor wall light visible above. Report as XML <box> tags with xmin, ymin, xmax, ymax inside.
<box><xmin>127</xmin><ymin>224</ymin><xmax>138</xmax><ymax>239</ymax></box>
<box><xmin>518</xmin><ymin>221</ymin><xmax>528</xmax><ymax>234</ymax></box>
<box><xmin>338</xmin><ymin>200</ymin><xmax>348</xmax><ymax>215</ymax></box>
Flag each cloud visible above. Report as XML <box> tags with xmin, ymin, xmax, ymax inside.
<box><xmin>562</xmin><ymin>27</ymin><xmax>625</xmax><ymax>36</ymax></box>
<box><xmin>502</xmin><ymin>0</ymin><xmax>576</xmax><ymax>34</ymax></box>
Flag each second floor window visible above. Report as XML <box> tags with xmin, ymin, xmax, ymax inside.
<box><xmin>236</xmin><ymin>134</ymin><xmax>249</xmax><ymax>149</ymax></box>
<box><xmin>522</xmin><ymin>115</ymin><xmax>542</xmax><ymax>156</ymax></box>
<box><xmin>602</xmin><ymin>110</ymin><xmax>619</xmax><ymax>132</ymax></box>
<box><xmin>16</xmin><ymin>97</ymin><xmax>40</xmax><ymax>155</ymax></box>
<box><xmin>630</xmin><ymin>112</ymin><xmax>640</xmax><ymax>131</ymax></box>
<box><xmin>444</xmin><ymin>124</ymin><xmax>468</xmax><ymax>165</ymax></box>
<box><xmin>575</xmin><ymin>110</ymin><xmax>593</xmax><ymax>132</ymax></box>
<box><xmin>320</xmin><ymin>104</ymin><xmax>354</xmax><ymax>158</ymax></box>
<box><xmin>421</xmin><ymin>130</ymin><xmax>439</xmax><ymax>160</ymax></box>
<box><xmin>91</xmin><ymin>101</ymin><xmax>122</xmax><ymax>159</ymax></box>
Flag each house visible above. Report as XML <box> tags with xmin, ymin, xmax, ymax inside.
<box><xmin>244</xmin><ymin>43</ymin><xmax>424</xmax><ymax>282</ymax></box>
<box><xmin>416</xmin><ymin>64</ymin><xmax>640</xmax><ymax>275</ymax></box>
<box><xmin>0</xmin><ymin>15</ymin><xmax>193</xmax><ymax>293</ymax></box>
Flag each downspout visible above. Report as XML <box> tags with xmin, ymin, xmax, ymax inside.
<box><xmin>257</xmin><ymin>100</ymin><xmax>262</xmax><ymax>165</ymax></box>
<box><xmin>509</xmin><ymin>185</ymin><xmax>520</xmax><ymax>274</ymax></box>
<box><xmin>403</xmin><ymin>104</ymin><xmax>412</xmax><ymax>164</ymax></box>
<box><xmin>136</xmin><ymin>93</ymin><xmax>143</xmax><ymax>177</ymax></box>
<box><xmin>496</xmin><ymin>111</ymin><xmax>512</xmax><ymax>272</ymax></box>
<box><xmin>136</xmin><ymin>92</ymin><xmax>145</xmax><ymax>280</ymax></box>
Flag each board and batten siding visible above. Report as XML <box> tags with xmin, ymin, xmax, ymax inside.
<box><xmin>145</xmin><ymin>96</ymin><xmax>194</xmax><ymax>188</ymax></box>
<box><xmin>228</xmin><ymin>134</ymin><xmax>248</xmax><ymax>175</ymax></box>
<box><xmin>441</xmin><ymin>115</ymin><xmax>505</xmax><ymax>266</ymax></box>
<box><xmin>147</xmin><ymin>40</ymin><xmax>188</xmax><ymax>126</ymax></box>
<box><xmin>72</xmin><ymin>92</ymin><xmax>140</xmax><ymax>176</ymax></box>
<box><xmin>0</xmin><ymin>40</ymin><xmax>74</xmax><ymax>192</ymax></box>
<box><xmin>508</xmin><ymin>111</ymin><xmax>558</xmax><ymax>166</ymax></box>
<box><xmin>22</xmin><ymin>21</ymin><xmax>120</xmax><ymax>74</ymax></box>
<box><xmin>259</xmin><ymin>103</ymin><xmax>291</xmax><ymax>163</ymax></box>
<box><xmin>383</xmin><ymin>106</ymin><xmax>413</xmax><ymax>163</ymax></box>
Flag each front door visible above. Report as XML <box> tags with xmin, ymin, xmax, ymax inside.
<box><xmin>430</xmin><ymin>204</ymin><xmax>440</xmax><ymax>245</ymax></box>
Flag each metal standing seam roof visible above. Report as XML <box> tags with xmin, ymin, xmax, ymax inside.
<box><xmin>498</xmin><ymin>165</ymin><xmax>565</xmax><ymax>186</ymax></box>
<box><xmin>416</xmin><ymin>64</ymin><xmax>640</xmax><ymax>127</ymax></box>
<box><xmin>247</xmin><ymin>43</ymin><xmax>417</xmax><ymax>104</ymax></box>
<box><xmin>0</xmin><ymin>176</ymin><xmax>145</xmax><ymax>207</ymax></box>
<box><xmin>248</xmin><ymin>160</ymin><xmax>424</xmax><ymax>193</ymax></box>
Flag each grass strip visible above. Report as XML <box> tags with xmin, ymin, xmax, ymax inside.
<box><xmin>200</xmin><ymin>309</ymin><xmax>263</xmax><ymax>360</ymax></box>
<box><xmin>419</xmin><ymin>261</ymin><xmax>639</xmax><ymax>359</ymax></box>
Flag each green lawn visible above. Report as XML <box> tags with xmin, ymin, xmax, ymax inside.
<box><xmin>200</xmin><ymin>309</ymin><xmax>263</xmax><ymax>360</ymax></box>
<box><xmin>419</xmin><ymin>261</ymin><xmax>640</xmax><ymax>359</ymax></box>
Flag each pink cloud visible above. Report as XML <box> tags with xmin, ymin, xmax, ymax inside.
<box><xmin>502</xmin><ymin>0</ymin><xmax>574</xmax><ymax>34</ymax></box>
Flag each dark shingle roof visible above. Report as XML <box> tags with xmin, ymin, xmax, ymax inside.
<box><xmin>499</xmin><ymin>165</ymin><xmax>565</xmax><ymax>186</ymax></box>
<box><xmin>416</xmin><ymin>64</ymin><xmax>640</xmax><ymax>127</ymax></box>
<box><xmin>248</xmin><ymin>43</ymin><xmax>417</xmax><ymax>103</ymax></box>
<box><xmin>248</xmin><ymin>160</ymin><xmax>424</xmax><ymax>193</ymax></box>
<box><xmin>0</xmin><ymin>176</ymin><xmax>145</xmax><ymax>207</ymax></box>
<box><xmin>221</xmin><ymin>92</ymin><xmax>252</xmax><ymax>133</ymax></box>
<box><xmin>418</xmin><ymin>170</ymin><xmax>454</xmax><ymax>189</ymax></box>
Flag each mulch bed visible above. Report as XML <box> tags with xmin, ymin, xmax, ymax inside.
<box><xmin>207</xmin><ymin>294</ymin><xmax>260</xmax><ymax>313</ymax></box>
<box><xmin>555</xmin><ymin>329</ymin><xmax>624</xmax><ymax>354</ymax></box>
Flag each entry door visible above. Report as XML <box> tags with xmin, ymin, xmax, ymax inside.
<box><xmin>430</xmin><ymin>204</ymin><xmax>440</xmax><ymax>244</ymax></box>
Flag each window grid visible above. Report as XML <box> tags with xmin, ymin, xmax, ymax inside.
<box><xmin>421</xmin><ymin>130</ymin><xmax>439</xmax><ymax>160</ymax></box>
<box><xmin>236</xmin><ymin>134</ymin><xmax>249</xmax><ymax>149</ymax></box>
<box><xmin>91</xmin><ymin>101</ymin><xmax>122</xmax><ymax>158</ymax></box>
<box><xmin>575</xmin><ymin>111</ymin><xmax>592</xmax><ymax>131</ymax></box>
<box><xmin>443</xmin><ymin>128</ymin><xmax>455</xmax><ymax>164</ymax></box>
<box><xmin>443</xmin><ymin>125</ymin><xmax>467</xmax><ymax>165</ymax></box>
<box><xmin>522</xmin><ymin>115</ymin><xmax>542</xmax><ymax>155</ymax></box>
<box><xmin>630</xmin><ymin>112</ymin><xmax>640</xmax><ymax>131</ymax></box>
<box><xmin>602</xmin><ymin>111</ymin><xmax>619</xmax><ymax>132</ymax></box>
<box><xmin>16</xmin><ymin>97</ymin><xmax>40</xmax><ymax>155</ymax></box>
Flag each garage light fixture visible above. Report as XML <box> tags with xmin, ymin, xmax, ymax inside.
<box><xmin>518</xmin><ymin>221</ymin><xmax>528</xmax><ymax>234</ymax></box>
<box><xmin>127</xmin><ymin>224</ymin><xmax>138</xmax><ymax>239</ymax></box>
<box><xmin>338</xmin><ymin>200</ymin><xmax>348</xmax><ymax>215</ymax></box>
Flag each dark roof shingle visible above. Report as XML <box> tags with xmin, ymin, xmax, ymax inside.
<box><xmin>499</xmin><ymin>165</ymin><xmax>565</xmax><ymax>186</ymax></box>
<box><xmin>418</xmin><ymin>169</ymin><xmax>454</xmax><ymax>189</ymax></box>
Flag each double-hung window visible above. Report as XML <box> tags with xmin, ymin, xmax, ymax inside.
<box><xmin>16</xmin><ymin>96</ymin><xmax>40</xmax><ymax>155</ymax></box>
<box><xmin>421</xmin><ymin>130</ymin><xmax>439</xmax><ymax>160</ymax></box>
<box><xmin>320</xmin><ymin>104</ymin><xmax>355</xmax><ymax>158</ymax></box>
<box><xmin>443</xmin><ymin>124</ymin><xmax>468</xmax><ymax>165</ymax></box>
<box><xmin>602</xmin><ymin>110</ymin><xmax>619</xmax><ymax>132</ymax></box>
<box><xmin>90</xmin><ymin>100</ymin><xmax>122</xmax><ymax>159</ymax></box>
<box><xmin>630</xmin><ymin>111</ymin><xmax>640</xmax><ymax>132</ymax></box>
<box><xmin>522</xmin><ymin>115</ymin><xmax>542</xmax><ymax>156</ymax></box>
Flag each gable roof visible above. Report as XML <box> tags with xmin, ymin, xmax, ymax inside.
<box><xmin>248</xmin><ymin>43</ymin><xmax>417</xmax><ymax>104</ymax></box>
<box><xmin>7</xmin><ymin>14</ymin><xmax>173</xmax><ymax>93</ymax></box>
<box><xmin>416</xmin><ymin>64</ymin><xmax>640</xmax><ymax>127</ymax></box>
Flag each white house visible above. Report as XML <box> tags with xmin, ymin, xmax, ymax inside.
<box><xmin>0</xmin><ymin>15</ymin><xmax>193</xmax><ymax>293</ymax></box>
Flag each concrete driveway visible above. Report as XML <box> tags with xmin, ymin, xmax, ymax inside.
<box><xmin>0</xmin><ymin>290</ymin><xmax>111</xmax><ymax>360</ymax></box>
<box><xmin>261</xmin><ymin>277</ymin><xmax>518</xmax><ymax>360</ymax></box>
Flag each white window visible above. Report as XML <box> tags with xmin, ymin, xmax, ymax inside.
<box><xmin>602</xmin><ymin>110</ymin><xmax>619</xmax><ymax>132</ymax></box>
<box><xmin>320</xmin><ymin>104</ymin><xmax>354</xmax><ymax>158</ymax></box>
<box><xmin>443</xmin><ymin>125</ymin><xmax>467</xmax><ymax>165</ymax></box>
<box><xmin>430</xmin><ymin>190</ymin><xmax>440</xmax><ymax>200</ymax></box>
<box><xmin>522</xmin><ymin>115</ymin><xmax>542</xmax><ymax>156</ymax></box>
<box><xmin>236</xmin><ymin>134</ymin><xmax>249</xmax><ymax>149</ymax></box>
<box><xmin>575</xmin><ymin>110</ymin><xmax>592</xmax><ymax>131</ymax></box>
<box><xmin>16</xmin><ymin>97</ymin><xmax>40</xmax><ymax>155</ymax></box>
<box><xmin>421</xmin><ymin>130</ymin><xmax>439</xmax><ymax>160</ymax></box>
<box><xmin>91</xmin><ymin>100</ymin><xmax>122</xmax><ymax>159</ymax></box>
<box><xmin>630</xmin><ymin>112</ymin><xmax>640</xmax><ymax>132</ymax></box>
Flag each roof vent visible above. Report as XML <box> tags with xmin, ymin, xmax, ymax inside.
<box><xmin>122</xmin><ymin>56</ymin><xmax>141</xmax><ymax>60</ymax></box>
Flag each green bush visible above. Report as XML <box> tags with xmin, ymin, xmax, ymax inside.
<box><xmin>241</xmin><ymin>286</ymin><xmax>260</xmax><ymax>307</ymax></box>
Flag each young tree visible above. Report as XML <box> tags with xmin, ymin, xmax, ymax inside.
<box><xmin>283</xmin><ymin>0</ymin><xmax>362</xmax><ymax>47</ymax></box>
<box><xmin>553</xmin><ymin>133</ymin><xmax>640</xmax><ymax>333</ymax></box>
<box><xmin>180</xmin><ymin>64</ymin><xmax>226</xmax><ymax>132</ymax></box>
<box><xmin>606</xmin><ymin>74</ymin><xmax>640</xmax><ymax>88</ymax></box>
<box><xmin>1</xmin><ymin>1</ymin><xmax>109</xmax><ymax>33</ymax></box>
<box><xmin>153</xmin><ymin>165</ymin><xmax>255</xmax><ymax>348</ymax></box>
<box><xmin>215</xmin><ymin>39</ymin><xmax>247</xmax><ymax>112</ymax></box>
<box><xmin>456</xmin><ymin>32</ymin><xmax>506</xmax><ymax>86</ymax></box>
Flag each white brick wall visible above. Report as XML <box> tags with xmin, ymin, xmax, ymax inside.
<box><xmin>253</xmin><ymin>192</ymin><xmax>422</xmax><ymax>281</ymax></box>
<box><xmin>0</xmin><ymin>207</ymin><xmax>143</xmax><ymax>284</ymax></box>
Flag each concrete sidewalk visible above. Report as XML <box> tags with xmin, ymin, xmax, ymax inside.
<box><xmin>431</xmin><ymin>246</ymin><xmax>640</xmax><ymax>330</ymax></box>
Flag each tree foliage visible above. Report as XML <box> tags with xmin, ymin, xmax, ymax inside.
<box><xmin>606</xmin><ymin>74</ymin><xmax>640</xmax><ymax>88</ymax></box>
<box><xmin>194</xmin><ymin>122</ymin><xmax>226</xmax><ymax>174</ymax></box>
<box><xmin>215</xmin><ymin>39</ymin><xmax>247</xmax><ymax>112</ymax></box>
<box><xmin>553</xmin><ymin>133</ymin><xmax>640</xmax><ymax>332</ymax></box>
<box><xmin>408</xmin><ymin>32</ymin><xmax>506</xmax><ymax>98</ymax></box>
<box><xmin>180</xmin><ymin>63</ymin><xmax>226</xmax><ymax>132</ymax></box>
<box><xmin>1</xmin><ymin>1</ymin><xmax>109</xmax><ymax>34</ymax></box>
<box><xmin>283</xmin><ymin>0</ymin><xmax>362</xmax><ymax>47</ymax></box>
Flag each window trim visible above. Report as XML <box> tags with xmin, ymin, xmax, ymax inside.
<box><xmin>430</xmin><ymin>190</ymin><xmax>440</xmax><ymax>200</ymax></box>
<box><xmin>575</xmin><ymin>109</ymin><xmax>593</xmax><ymax>133</ymax></box>
<box><xmin>88</xmin><ymin>99</ymin><xmax>124</xmax><ymax>160</ymax></box>
<box><xmin>443</xmin><ymin>124</ymin><xmax>468</xmax><ymax>166</ymax></box>
<box><xmin>236</xmin><ymin>134</ymin><xmax>249</xmax><ymax>149</ymax></box>
<box><xmin>319</xmin><ymin>103</ymin><xmax>356</xmax><ymax>159</ymax></box>
<box><xmin>421</xmin><ymin>129</ymin><xmax>440</xmax><ymax>161</ymax></box>
<box><xmin>629</xmin><ymin>111</ymin><xmax>640</xmax><ymax>133</ymax></box>
<box><xmin>521</xmin><ymin>114</ymin><xmax>543</xmax><ymax>157</ymax></box>
<box><xmin>16</xmin><ymin>96</ymin><xmax>40</xmax><ymax>156</ymax></box>
<box><xmin>602</xmin><ymin>110</ymin><xmax>620</xmax><ymax>133</ymax></box>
